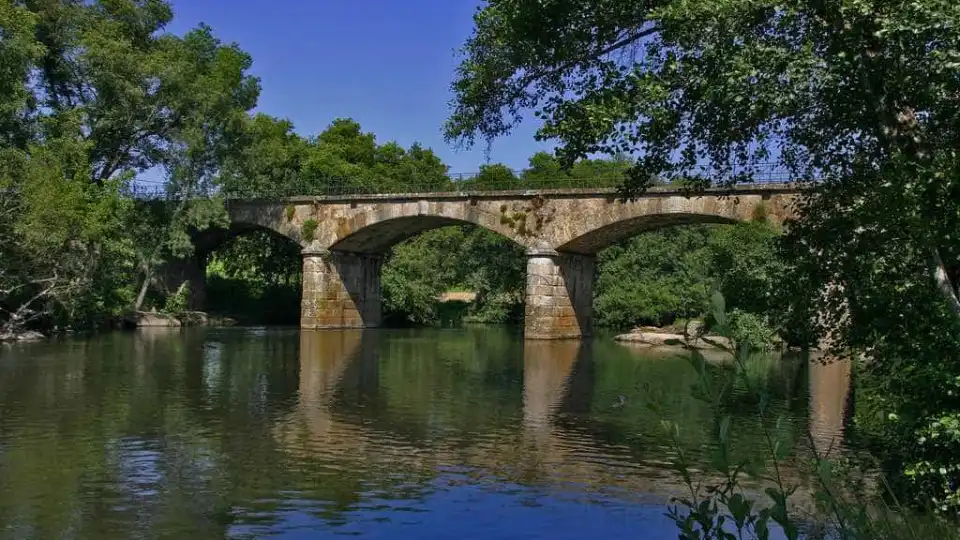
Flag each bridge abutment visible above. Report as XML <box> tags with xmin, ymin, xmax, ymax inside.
<box><xmin>301</xmin><ymin>250</ymin><xmax>382</xmax><ymax>329</ymax></box>
<box><xmin>524</xmin><ymin>249</ymin><xmax>595</xmax><ymax>340</ymax></box>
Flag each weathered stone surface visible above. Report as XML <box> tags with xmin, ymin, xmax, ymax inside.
<box><xmin>524</xmin><ymin>249</ymin><xmax>595</xmax><ymax>340</ymax></box>
<box><xmin>614</xmin><ymin>332</ymin><xmax>687</xmax><ymax>346</ymax></box>
<box><xmin>224</xmin><ymin>185</ymin><xmax>798</xmax><ymax>257</ymax></box>
<box><xmin>614</xmin><ymin>331</ymin><xmax>733</xmax><ymax>351</ymax></box>
<box><xmin>301</xmin><ymin>250</ymin><xmax>382</xmax><ymax>329</ymax></box>
<box><xmin>0</xmin><ymin>330</ymin><xmax>45</xmax><ymax>342</ymax></box>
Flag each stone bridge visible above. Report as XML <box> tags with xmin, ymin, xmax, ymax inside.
<box><xmin>187</xmin><ymin>184</ymin><xmax>799</xmax><ymax>339</ymax></box>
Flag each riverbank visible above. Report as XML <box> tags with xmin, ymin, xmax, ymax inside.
<box><xmin>0</xmin><ymin>329</ymin><xmax>45</xmax><ymax>342</ymax></box>
<box><xmin>122</xmin><ymin>310</ymin><xmax>238</xmax><ymax>328</ymax></box>
<box><xmin>122</xmin><ymin>311</ymin><xmax>237</xmax><ymax>328</ymax></box>
<box><xmin>1</xmin><ymin>311</ymin><xmax>240</xmax><ymax>343</ymax></box>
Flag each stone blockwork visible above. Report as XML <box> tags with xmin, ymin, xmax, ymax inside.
<box><xmin>226</xmin><ymin>184</ymin><xmax>798</xmax><ymax>255</ymax></box>
<box><xmin>525</xmin><ymin>249</ymin><xmax>596</xmax><ymax>339</ymax></box>
<box><xmin>301</xmin><ymin>250</ymin><xmax>382</xmax><ymax>329</ymax></box>
<box><xmin>221</xmin><ymin>184</ymin><xmax>802</xmax><ymax>338</ymax></box>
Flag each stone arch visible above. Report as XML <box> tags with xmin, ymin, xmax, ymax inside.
<box><xmin>325</xmin><ymin>204</ymin><xmax>529</xmax><ymax>254</ymax></box>
<box><xmin>192</xmin><ymin>220</ymin><xmax>303</xmax><ymax>256</ymax></box>
<box><xmin>223</xmin><ymin>200</ymin><xmax>305</xmax><ymax>248</ymax></box>
<box><xmin>556</xmin><ymin>213</ymin><xmax>739</xmax><ymax>254</ymax></box>
<box><xmin>301</xmin><ymin>205</ymin><xmax>531</xmax><ymax>331</ymax></box>
<box><xmin>174</xmin><ymin>213</ymin><xmax>304</xmax><ymax>316</ymax></box>
<box><xmin>546</xmin><ymin>193</ymin><xmax>773</xmax><ymax>254</ymax></box>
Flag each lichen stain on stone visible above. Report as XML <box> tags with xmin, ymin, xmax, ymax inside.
<box><xmin>498</xmin><ymin>197</ymin><xmax>556</xmax><ymax>238</ymax></box>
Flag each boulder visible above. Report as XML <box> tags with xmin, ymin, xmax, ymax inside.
<box><xmin>614</xmin><ymin>330</ymin><xmax>734</xmax><ymax>353</ymax></box>
<box><xmin>207</xmin><ymin>315</ymin><xmax>238</xmax><ymax>327</ymax></box>
<box><xmin>177</xmin><ymin>311</ymin><xmax>208</xmax><ymax>326</ymax></box>
<box><xmin>614</xmin><ymin>331</ymin><xmax>686</xmax><ymax>346</ymax></box>
<box><xmin>126</xmin><ymin>311</ymin><xmax>181</xmax><ymax>327</ymax></box>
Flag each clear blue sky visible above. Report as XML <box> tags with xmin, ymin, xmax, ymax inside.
<box><xmin>166</xmin><ymin>0</ymin><xmax>552</xmax><ymax>173</ymax></box>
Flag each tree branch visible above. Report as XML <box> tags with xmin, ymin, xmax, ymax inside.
<box><xmin>517</xmin><ymin>26</ymin><xmax>659</xmax><ymax>88</ymax></box>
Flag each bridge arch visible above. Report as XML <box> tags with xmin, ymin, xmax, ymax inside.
<box><xmin>223</xmin><ymin>201</ymin><xmax>306</xmax><ymax>248</ymax></box>
<box><xmin>300</xmin><ymin>209</ymin><xmax>529</xmax><ymax>331</ymax></box>
<box><xmin>327</xmin><ymin>209</ymin><xmax>528</xmax><ymax>254</ymax></box>
<box><xmin>168</xmin><ymin>220</ymin><xmax>304</xmax><ymax>320</ymax></box>
<box><xmin>192</xmin><ymin>221</ymin><xmax>303</xmax><ymax>255</ymax></box>
<box><xmin>556</xmin><ymin>213</ymin><xmax>739</xmax><ymax>254</ymax></box>
<box><xmin>545</xmin><ymin>193</ymin><xmax>780</xmax><ymax>254</ymax></box>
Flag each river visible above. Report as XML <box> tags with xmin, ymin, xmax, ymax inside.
<box><xmin>0</xmin><ymin>327</ymin><xmax>851</xmax><ymax>539</ymax></box>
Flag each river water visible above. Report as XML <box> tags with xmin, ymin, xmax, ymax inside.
<box><xmin>0</xmin><ymin>327</ymin><xmax>851</xmax><ymax>539</ymax></box>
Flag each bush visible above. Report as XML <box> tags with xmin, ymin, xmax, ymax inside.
<box><xmin>728</xmin><ymin>309</ymin><xmax>777</xmax><ymax>351</ymax></box>
<box><xmin>163</xmin><ymin>281</ymin><xmax>190</xmax><ymax>314</ymax></box>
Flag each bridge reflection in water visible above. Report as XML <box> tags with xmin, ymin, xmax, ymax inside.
<box><xmin>277</xmin><ymin>330</ymin><xmax>853</xmax><ymax>503</ymax></box>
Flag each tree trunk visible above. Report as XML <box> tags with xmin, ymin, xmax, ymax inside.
<box><xmin>931</xmin><ymin>248</ymin><xmax>960</xmax><ymax>316</ymax></box>
<box><xmin>133</xmin><ymin>267</ymin><xmax>152</xmax><ymax>312</ymax></box>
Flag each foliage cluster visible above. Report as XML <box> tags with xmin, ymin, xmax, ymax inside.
<box><xmin>595</xmin><ymin>219</ymin><xmax>785</xmax><ymax>338</ymax></box>
<box><xmin>218</xmin><ymin>116</ymin><xmax>451</xmax><ymax>197</ymax></box>
<box><xmin>0</xmin><ymin>0</ymin><xmax>257</xmax><ymax>334</ymax></box>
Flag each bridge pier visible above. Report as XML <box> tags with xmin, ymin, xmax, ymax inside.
<box><xmin>301</xmin><ymin>249</ymin><xmax>382</xmax><ymax>329</ymax></box>
<box><xmin>524</xmin><ymin>249</ymin><xmax>595</xmax><ymax>339</ymax></box>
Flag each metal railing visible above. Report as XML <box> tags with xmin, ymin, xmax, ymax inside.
<box><xmin>126</xmin><ymin>163</ymin><xmax>803</xmax><ymax>201</ymax></box>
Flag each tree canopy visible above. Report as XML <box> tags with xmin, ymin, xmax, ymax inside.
<box><xmin>219</xmin><ymin>116</ymin><xmax>452</xmax><ymax>197</ymax></box>
<box><xmin>0</xmin><ymin>0</ymin><xmax>262</xmax><ymax>330</ymax></box>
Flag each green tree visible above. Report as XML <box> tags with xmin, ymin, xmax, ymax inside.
<box><xmin>219</xmin><ymin>114</ymin><xmax>308</xmax><ymax>198</ymax></box>
<box><xmin>0</xmin><ymin>2</ymin><xmax>42</xmax><ymax>148</ymax></box>
<box><xmin>594</xmin><ymin>226</ymin><xmax>714</xmax><ymax>329</ymax></box>
<box><xmin>382</xmin><ymin>228</ymin><xmax>467</xmax><ymax>325</ymax></box>
<box><xmin>520</xmin><ymin>152</ymin><xmax>630</xmax><ymax>188</ymax></box>
<box><xmin>1</xmin><ymin>0</ymin><xmax>262</xmax><ymax>333</ymax></box>
<box><xmin>459</xmin><ymin>162</ymin><xmax>519</xmax><ymax>190</ymax></box>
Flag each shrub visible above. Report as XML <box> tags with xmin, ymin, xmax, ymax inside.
<box><xmin>163</xmin><ymin>281</ymin><xmax>190</xmax><ymax>314</ymax></box>
<box><xmin>301</xmin><ymin>219</ymin><xmax>318</xmax><ymax>242</ymax></box>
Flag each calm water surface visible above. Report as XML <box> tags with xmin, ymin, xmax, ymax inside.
<box><xmin>0</xmin><ymin>327</ymin><xmax>851</xmax><ymax>539</ymax></box>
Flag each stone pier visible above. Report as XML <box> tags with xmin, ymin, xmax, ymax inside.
<box><xmin>301</xmin><ymin>250</ymin><xmax>382</xmax><ymax>329</ymax></box>
<box><xmin>524</xmin><ymin>249</ymin><xmax>596</xmax><ymax>340</ymax></box>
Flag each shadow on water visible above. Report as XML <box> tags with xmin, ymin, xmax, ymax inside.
<box><xmin>0</xmin><ymin>327</ymin><xmax>853</xmax><ymax>539</ymax></box>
